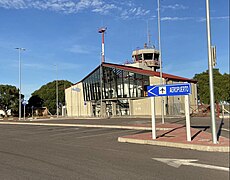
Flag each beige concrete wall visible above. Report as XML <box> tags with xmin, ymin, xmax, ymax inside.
<box><xmin>130</xmin><ymin>98</ymin><xmax>151</xmax><ymax>116</ymax></box>
<box><xmin>131</xmin><ymin>96</ymin><xmax>165</xmax><ymax>116</ymax></box>
<box><xmin>65</xmin><ymin>83</ymin><xmax>92</xmax><ymax>117</ymax></box>
<box><xmin>165</xmin><ymin>80</ymin><xmax>198</xmax><ymax>115</ymax></box>
<box><xmin>190</xmin><ymin>83</ymin><xmax>198</xmax><ymax>113</ymax></box>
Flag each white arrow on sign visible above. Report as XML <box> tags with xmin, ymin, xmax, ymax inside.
<box><xmin>153</xmin><ymin>158</ymin><xmax>229</xmax><ymax>172</ymax></box>
<box><xmin>148</xmin><ymin>86</ymin><xmax>158</xmax><ymax>96</ymax></box>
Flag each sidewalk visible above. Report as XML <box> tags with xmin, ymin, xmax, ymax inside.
<box><xmin>118</xmin><ymin>122</ymin><xmax>229</xmax><ymax>152</ymax></box>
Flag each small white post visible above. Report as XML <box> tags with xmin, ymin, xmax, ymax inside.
<box><xmin>151</xmin><ymin>97</ymin><xmax>156</xmax><ymax>139</ymax></box>
<box><xmin>23</xmin><ymin>104</ymin><xmax>26</xmax><ymax>120</ymax></box>
<box><xmin>32</xmin><ymin>107</ymin><xmax>33</xmax><ymax>119</ymax></box>
<box><xmin>185</xmin><ymin>95</ymin><xmax>191</xmax><ymax>141</ymax></box>
<box><xmin>222</xmin><ymin>104</ymin><xmax>224</xmax><ymax>119</ymax></box>
<box><xmin>71</xmin><ymin>86</ymin><xmax>73</xmax><ymax>117</ymax></box>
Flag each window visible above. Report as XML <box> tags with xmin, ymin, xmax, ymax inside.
<box><xmin>82</xmin><ymin>66</ymin><xmax>150</xmax><ymax>101</ymax></box>
<box><xmin>154</xmin><ymin>53</ymin><xmax>159</xmax><ymax>61</ymax></box>
<box><xmin>143</xmin><ymin>53</ymin><xmax>153</xmax><ymax>60</ymax></box>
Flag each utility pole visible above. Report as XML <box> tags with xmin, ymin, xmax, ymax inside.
<box><xmin>205</xmin><ymin>0</ymin><xmax>217</xmax><ymax>144</ymax></box>
<box><xmin>98</xmin><ymin>27</ymin><xmax>107</xmax><ymax>117</ymax></box>
<box><xmin>15</xmin><ymin>47</ymin><xmax>25</xmax><ymax>120</ymax></box>
<box><xmin>157</xmin><ymin>0</ymin><xmax>165</xmax><ymax>124</ymax></box>
<box><xmin>56</xmin><ymin>64</ymin><xmax>59</xmax><ymax>118</ymax></box>
<box><xmin>98</xmin><ymin>27</ymin><xmax>107</xmax><ymax>63</ymax></box>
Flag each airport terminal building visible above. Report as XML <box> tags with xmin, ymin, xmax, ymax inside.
<box><xmin>65</xmin><ymin>47</ymin><xmax>198</xmax><ymax>117</ymax></box>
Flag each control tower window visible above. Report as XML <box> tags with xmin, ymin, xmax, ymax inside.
<box><xmin>144</xmin><ymin>53</ymin><xmax>153</xmax><ymax>60</ymax></box>
<box><xmin>136</xmin><ymin>54</ymin><xmax>142</xmax><ymax>61</ymax></box>
<box><xmin>132</xmin><ymin>55</ymin><xmax>142</xmax><ymax>61</ymax></box>
<box><xmin>154</xmin><ymin>53</ymin><xmax>159</xmax><ymax>61</ymax></box>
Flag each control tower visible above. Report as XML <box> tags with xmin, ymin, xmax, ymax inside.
<box><xmin>130</xmin><ymin>43</ymin><xmax>160</xmax><ymax>71</ymax></box>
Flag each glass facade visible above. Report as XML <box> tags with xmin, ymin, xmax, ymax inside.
<box><xmin>82</xmin><ymin>65</ymin><xmax>150</xmax><ymax>102</ymax></box>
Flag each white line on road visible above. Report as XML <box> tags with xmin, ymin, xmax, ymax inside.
<box><xmin>0</xmin><ymin>122</ymin><xmax>152</xmax><ymax>130</ymax></box>
<box><xmin>153</xmin><ymin>158</ymin><xmax>229</xmax><ymax>172</ymax></box>
<box><xmin>222</xmin><ymin>128</ymin><xmax>230</xmax><ymax>132</ymax></box>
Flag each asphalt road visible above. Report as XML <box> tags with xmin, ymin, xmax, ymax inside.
<box><xmin>22</xmin><ymin>116</ymin><xmax>230</xmax><ymax>138</ymax></box>
<box><xmin>0</xmin><ymin>123</ymin><xmax>229</xmax><ymax>180</ymax></box>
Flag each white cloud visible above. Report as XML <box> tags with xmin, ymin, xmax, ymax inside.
<box><xmin>0</xmin><ymin>0</ymin><xmax>115</xmax><ymax>14</ymax></box>
<box><xmin>198</xmin><ymin>16</ymin><xmax>230</xmax><ymax>22</ymax></box>
<box><xmin>0</xmin><ymin>0</ymin><xmax>26</xmax><ymax>9</ymax></box>
<box><xmin>0</xmin><ymin>0</ymin><xmax>151</xmax><ymax>20</ymax></box>
<box><xmin>68</xmin><ymin>44</ymin><xmax>96</xmax><ymax>54</ymax></box>
<box><xmin>22</xmin><ymin>63</ymin><xmax>52</xmax><ymax>70</ymax></box>
<box><xmin>23</xmin><ymin>62</ymin><xmax>80</xmax><ymax>71</ymax></box>
<box><xmin>161</xmin><ymin>16</ymin><xmax>229</xmax><ymax>22</ymax></box>
<box><xmin>161</xmin><ymin>17</ymin><xmax>193</xmax><ymax>21</ymax></box>
<box><xmin>92</xmin><ymin>3</ymin><xmax>117</xmax><ymax>15</ymax></box>
<box><xmin>120</xmin><ymin>7</ymin><xmax>150</xmax><ymax>20</ymax></box>
<box><xmin>162</xmin><ymin>3</ymin><xmax>188</xmax><ymax>11</ymax></box>
<box><xmin>58</xmin><ymin>62</ymin><xmax>81</xmax><ymax>70</ymax></box>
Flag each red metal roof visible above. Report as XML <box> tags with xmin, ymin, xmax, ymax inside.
<box><xmin>102</xmin><ymin>62</ymin><xmax>197</xmax><ymax>83</ymax></box>
<box><xmin>75</xmin><ymin>62</ymin><xmax>197</xmax><ymax>85</ymax></box>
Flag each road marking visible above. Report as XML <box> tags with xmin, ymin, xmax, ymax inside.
<box><xmin>222</xmin><ymin>128</ymin><xmax>230</xmax><ymax>132</ymax></box>
<box><xmin>0</xmin><ymin>122</ymin><xmax>152</xmax><ymax>130</ymax></box>
<box><xmin>153</xmin><ymin>158</ymin><xmax>229</xmax><ymax>172</ymax></box>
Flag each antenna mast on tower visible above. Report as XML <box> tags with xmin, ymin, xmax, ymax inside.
<box><xmin>147</xmin><ymin>20</ymin><xmax>151</xmax><ymax>47</ymax></box>
<box><xmin>98</xmin><ymin>27</ymin><xmax>107</xmax><ymax>63</ymax></box>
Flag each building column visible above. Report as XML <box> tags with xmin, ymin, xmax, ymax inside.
<box><xmin>128</xmin><ymin>99</ymin><xmax>132</xmax><ymax>116</ymax></box>
<box><xmin>112</xmin><ymin>102</ymin><xmax>117</xmax><ymax>116</ymax></box>
<box><xmin>100</xmin><ymin>102</ymin><xmax>106</xmax><ymax>117</ymax></box>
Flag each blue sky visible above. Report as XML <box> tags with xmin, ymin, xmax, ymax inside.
<box><xmin>0</xmin><ymin>0</ymin><xmax>229</xmax><ymax>100</ymax></box>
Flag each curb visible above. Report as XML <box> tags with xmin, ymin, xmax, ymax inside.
<box><xmin>118</xmin><ymin>137</ymin><xmax>230</xmax><ymax>153</ymax></box>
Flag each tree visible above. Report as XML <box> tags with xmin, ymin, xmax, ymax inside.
<box><xmin>28</xmin><ymin>80</ymin><xmax>72</xmax><ymax>115</ymax></box>
<box><xmin>193</xmin><ymin>69</ymin><xmax>230</xmax><ymax>104</ymax></box>
<box><xmin>28</xmin><ymin>95</ymin><xmax>44</xmax><ymax>108</ymax></box>
<box><xmin>0</xmin><ymin>84</ymin><xmax>24</xmax><ymax>116</ymax></box>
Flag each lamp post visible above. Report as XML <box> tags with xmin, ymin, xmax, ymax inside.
<box><xmin>15</xmin><ymin>47</ymin><xmax>25</xmax><ymax>120</ymax></box>
<box><xmin>31</xmin><ymin>106</ymin><xmax>34</xmax><ymax>119</ymax></box>
<box><xmin>22</xmin><ymin>100</ymin><xmax>27</xmax><ymax>120</ymax></box>
<box><xmin>55</xmin><ymin>64</ymin><xmax>59</xmax><ymax>118</ymax></box>
<box><xmin>98</xmin><ymin>27</ymin><xmax>107</xmax><ymax>117</ymax></box>
<box><xmin>205</xmin><ymin>0</ymin><xmax>217</xmax><ymax>144</ymax></box>
<box><xmin>157</xmin><ymin>0</ymin><xmax>165</xmax><ymax>124</ymax></box>
<box><xmin>98</xmin><ymin>27</ymin><xmax>107</xmax><ymax>63</ymax></box>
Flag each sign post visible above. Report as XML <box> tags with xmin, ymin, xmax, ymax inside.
<box><xmin>185</xmin><ymin>95</ymin><xmax>191</xmax><ymax>141</ymax></box>
<box><xmin>22</xmin><ymin>100</ymin><xmax>27</xmax><ymax>121</ymax></box>
<box><xmin>151</xmin><ymin>97</ymin><xmax>156</xmax><ymax>139</ymax></box>
<box><xmin>31</xmin><ymin>106</ymin><xmax>34</xmax><ymax>119</ymax></box>
<box><xmin>148</xmin><ymin>83</ymin><xmax>191</xmax><ymax>141</ymax></box>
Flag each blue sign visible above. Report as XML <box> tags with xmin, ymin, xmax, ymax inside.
<box><xmin>147</xmin><ymin>83</ymin><xmax>191</xmax><ymax>97</ymax></box>
<box><xmin>22</xmin><ymin>100</ymin><xmax>27</xmax><ymax>106</ymax></box>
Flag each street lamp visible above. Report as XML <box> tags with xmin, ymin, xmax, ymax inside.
<box><xmin>205</xmin><ymin>0</ymin><xmax>217</xmax><ymax>144</ymax></box>
<box><xmin>157</xmin><ymin>0</ymin><xmax>165</xmax><ymax>124</ymax></box>
<box><xmin>15</xmin><ymin>47</ymin><xmax>25</xmax><ymax>120</ymax></box>
<box><xmin>55</xmin><ymin>64</ymin><xmax>59</xmax><ymax>118</ymax></box>
<box><xmin>98</xmin><ymin>27</ymin><xmax>107</xmax><ymax>117</ymax></box>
